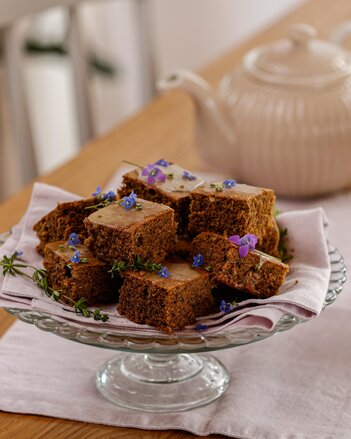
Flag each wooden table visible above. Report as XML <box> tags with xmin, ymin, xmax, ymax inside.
<box><xmin>1</xmin><ymin>0</ymin><xmax>351</xmax><ymax>436</ymax></box>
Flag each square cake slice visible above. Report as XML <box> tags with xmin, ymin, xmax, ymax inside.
<box><xmin>33</xmin><ymin>192</ymin><xmax>115</xmax><ymax>255</ymax></box>
<box><xmin>188</xmin><ymin>181</ymin><xmax>277</xmax><ymax>255</ymax></box>
<box><xmin>117</xmin><ymin>261</ymin><xmax>214</xmax><ymax>333</ymax></box>
<box><xmin>192</xmin><ymin>232</ymin><xmax>288</xmax><ymax>298</ymax></box>
<box><xmin>84</xmin><ymin>197</ymin><xmax>177</xmax><ymax>265</ymax></box>
<box><xmin>43</xmin><ymin>241</ymin><xmax>119</xmax><ymax>305</ymax></box>
<box><xmin>118</xmin><ymin>162</ymin><xmax>204</xmax><ymax>234</ymax></box>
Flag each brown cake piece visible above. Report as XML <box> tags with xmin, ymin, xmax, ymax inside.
<box><xmin>188</xmin><ymin>181</ymin><xmax>278</xmax><ymax>255</ymax></box>
<box><xmin>192</xmin><ymin>232</ymin><xmax>288</xmax><ymax>298</ymax></box>
<box><xmin>118</xmin><ymin>163</ymin><xmax>204</xmax><ymax>234</ymax></box>
<box><xmin>43</xmin><ymin>241</ymin><xmax>119</xmax><ymax>305</ymax></box>
<box><xmin>33</xmin><ymin>193</ymin><xmax>116</xmax><ymax>256</ymax></box>
<box><xmin>117</xmin><ymin>261</ymin><xmax>214</xmax><ymax>334</ymax></box>
<box><xmin>84</xmin><ymin>197</ymin><xmax>177</xmax><ymax>265</ymax></box>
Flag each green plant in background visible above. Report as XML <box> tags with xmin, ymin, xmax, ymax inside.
<box><xmin>24</xmin><ymin>38</ymin><xmax>118</xmax><ymax>78</ymax></box>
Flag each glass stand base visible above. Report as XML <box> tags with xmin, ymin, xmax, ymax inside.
<box><xmin>96</xmin><ymin>353</ymin><xmax>230</xmax><ymax>412</ymax></box>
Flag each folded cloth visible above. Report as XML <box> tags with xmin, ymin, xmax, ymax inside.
<box><xmin>0</xmin><ymin>179</ymin><xmax>331</xmax><ymax>335</ymax></box>
<box><xmin>1</xmin><ymin>308</ymin><xmax>351</xmax><ymax>438</ymax></box>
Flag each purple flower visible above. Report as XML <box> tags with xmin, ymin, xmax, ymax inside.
<box><xmin>155</xmin><ymin>159</ymin><xmax>169</xmax><ymax>167</ymax></box>
<box><xmin>219</xmin><ymin>300</ymin><xmax>231</xmax><ymax>313</ymax></box>
<box><xmin>158</xmin><ymin>266</ymin><xmax>170</xmax><ymax>278</ymax></box>
<box><xmin>192</xmin><ymin>254</ymin><xmax>204</xmax><ymax>268</ymax></box>
<box><xmin>103</xmin><ymin>190</ymin><xmax>115</xmax><ymax>202</ymax></box>
<box><xmin>92</xmin><ymin>186</ymin><xmax>102</xmax><ymax>197</ymax></box>
<box><xmin>71</xmin><ymin>250</ymin><xmax>81</xmax><ymax>264</ymax></box>
<box><xmin>142</xmin><ymin>164</ymin><xmax>166</xmax><ymax>185</ymax></box>
<box><xmin>196</xmin><ymin>323</ymin><xmax>208</xmax><ymax>332</ymax></box>
<box><xmin>68</xmin><ymin>233</ymin><xmax>80</xmax><ymax>246</ymax></box>
<box><xmin>121</xmin><ymin>191</ymin><xmax>137</xmax><ymax>210</ymax></box>
<box><xmin>229</xmin><ymin>233</ymin><xmax>258</xmax><ymax>258</ymax></box>
<box><xmin>223</xmin><ymin>179</ymin><xmax>236</xmax><ymax>188</ymax></box>
<box><xmin>14</xmin><ymin>250</ymin><xmax>23</xmax><ymax>257</ymax></box>
<box><xmin>183</xmin><ymin>171</ymin><xmax>196</xmax><ymax>181</ymax></box>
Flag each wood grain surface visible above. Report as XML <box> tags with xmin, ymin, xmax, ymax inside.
<box><xmin>1</xmin><ymin>0</ymin><xmax>351</xmax><ymax>437</ymax></box>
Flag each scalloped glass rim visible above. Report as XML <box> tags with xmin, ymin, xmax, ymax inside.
<box><xmin>5</xmin><ymin>243</ymin><xmax>346</xmax><ymax>354</ymax></box>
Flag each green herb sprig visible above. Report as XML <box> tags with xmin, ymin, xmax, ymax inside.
<box><xmin>85</xmin><ymin>198</ymin><xmax>114</xmax><ymax>211</ymax></box>
<box><xmin>278</xmin><ymin>227</ymin><xmax>293</xmax><ymax>263</ymax></box>
<box><xmin>0</xmin><ymin>252</ymin><xmax>109</xmax><ymax>322</ymax></box>
<box><xmin>109</xmin><ymin>255</ymin><xmax>162</xmax><ymax>278</ymax></box>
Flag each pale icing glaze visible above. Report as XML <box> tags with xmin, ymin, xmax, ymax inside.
<box><xmin>52</xmin><ymin>242</ymin><xmax>105</xmax><ymax>265</ymax></box>
<box><xmin>193</xmin><ymin>182</ymin><xmax>265</xmax><ymax>199</ymax></box>
<box><xmin>134</xmin><ymin>262</ymin><xmax>203</xmax><ymax>287</ymax></box>
<box><xmin>87</xmin><ymin>198</ymin><xmax>171</xmax><ymax>228</ymax></box>
<box><xmin>253</xmin><ymin>249</ymin><xmax>284</xmax><ymax>269</ymax></box>
<box><xmin>137</xmin><ymin>164</ymin><xmax>205</xmax><ymax>196</ymax></box>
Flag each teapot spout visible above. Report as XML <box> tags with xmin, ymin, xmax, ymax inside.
<box><xmin>157</xmin><ymin>70</ymin><xmax>235</xmax><ymax>170</ymax></box>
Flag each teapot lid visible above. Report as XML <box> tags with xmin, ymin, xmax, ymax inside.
<box><xmin>244</xmin><ymin>23</ymin><xmax>351</xmax><ymax>87</ymax></box>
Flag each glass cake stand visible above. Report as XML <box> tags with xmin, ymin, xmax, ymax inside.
<box><xmin>5</xmin><ymin>243</ymin><xmax>346</xmax><ymax>412</ymax></box>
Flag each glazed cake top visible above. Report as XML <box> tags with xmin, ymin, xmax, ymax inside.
<box><xmin>87</xmin><ymin>197</ymin><xmax>173</xmax><ymax>229</ymax></box>
<box><xmin>191</xmin><ymin>182</ymin><xmax>273</xmax><ymax>199</ymax></box>
<box><xmin>127</xmin><ymin>163</ymin><xmax>204</xmax><ymax>198</ymax></box>
<box><xmin>46</xmin><ymin>241</ymin><xmax>106</xmax><ymax>266</ymax></box>
<box><xmin>124</xmin><ymin>261</ymin><xmax>208</xmax><ymax>289</ymax></box>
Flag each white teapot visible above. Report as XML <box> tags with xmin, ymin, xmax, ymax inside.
<box><xmin>158</xmin><ymin>24</ymin><xmax>351</xmax><ymax>197</ymax></box>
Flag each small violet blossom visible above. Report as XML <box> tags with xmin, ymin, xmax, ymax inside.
<box><xmin>92</xmin><ymin>186</ymin><xmax>102</xmax><ymax>197</ymax></box>
<box><xmin>102</xmin><ymin>190</ymin><xmax>116</xmax><ymax>202</ymax></box>
<box><xmin>219</xmin><ymin>300</ymin><xmax>231</xmax><ymax>313</ymax></box>
<box><xmin>121</xmin><ymin>191</ymin><xmax>137</xmax><ymax>210</ymax></box>
<box><xmin>155</xmin><ymin>159</ymin><xmax>169</xmax><ymax>167</ymax></box>
<box><xmin>196</xmin><ymin>323</ymin><xmax>208</xmax><ymax>332</ymax></box>
<box><xmin>183</xmin><ymin>171</ymin><xmax>196</xmax><ymax>181</ymax></box>
<box><xmin>142</xmin><ymin>164</ymin><xmax>166</xmax><ymax>185</ymax></box>
<box><xmin>229</xmin><ymin>233</ymin><xmax>258</xmax><ymax>258</ymax></box>
<box><xmin>14</xmin><ymin>250</ymin><xmax>23</xmax><ymax>257</ymax></box>
<box><xmin>158</xmin><ymin>266</ymin><xmax>170</xmax><ymax>278</ymax></box>
<box><xmin>68</xmin><ymin>233</ymin><xmax>80</xmax><ymax>246</ymax></box>
<box><xmin>71</xmin><ymin>250</ymin><xmax>81</xmax><ymax>264</ymax></box>
<box><xmin>223</xmin><ymin>179</ymin><xmax>236</xmax><ymax>188</ymax></box>
<box><xmin>192</xmin><ymin>254</ymin><xmax>204</xmax><ymax>268</ymax></box>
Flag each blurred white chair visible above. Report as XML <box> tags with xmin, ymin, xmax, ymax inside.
<box><xmin>0</xmin><ymin>0</ymin><xmax>155</xmax><ymax>188</ymax></box>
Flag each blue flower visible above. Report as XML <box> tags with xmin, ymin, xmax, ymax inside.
<box><xmin>196</xmin><ymin>323</ymin><xmax>208</xmax><ymax>332</ymax></box>
<box><xmin>14</xmin><ymin>250</ymin><xmax>23</xmax><ymax>257</ymax></box>
<box><xmin>229</xmin><ymin>234</ymin><xmax>258</xmax><ymax>258</ymax></box>
<box><xmin>219</xmin><ymin>300</ymin><xmax>231</xmax><ymax>313</ymax></box>
<box><xmin>68</xmin><ymin>233</ymin><xmax>80</xmax><ymax>246</ymax></box>
<box><xmin>103</xmin><ymin>190</ymin><xmax>115</xmax><ymax>202</ymax></box>
<box><xmin>71</xmin><ymin>250</ymin><xmax>81</xmax><ymax>264</ymax></box>
<box><xmin>155</xmin><ymin>159</ymin><xmax>169</xmax><ymax>167</ymax></box>
<box><xmin>223</xmin><ymin>179</ymin><xmax>236</xmax><ymax>188</ymax></box>
<box><xmin>92</xmin><ymin>186</ymin><xmax>102</xmax><ymax>197</ymax></box>
<box><xmin>183</xmin><ymin>171</ymin><xmax>196</xmax><ymax>181</ymax></box>
<box><xmin>121</xmin><ymin>191</ymin><xmax>137</xmax><ymax>210</ymax></box>
<box><xmin>192</xmin><ymin>254</ymin><xmax>204</xmax><ymax>268</ymax></box>
<box><xmin>158</xmin><ymin>266</ymin><xmax>170</xmax><ymax>278</ymax></box>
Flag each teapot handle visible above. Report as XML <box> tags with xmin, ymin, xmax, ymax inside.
<box><xmin>330</xmin><ymin>21</ymin><xmax>351</xmax><ymax>46</ymax></box>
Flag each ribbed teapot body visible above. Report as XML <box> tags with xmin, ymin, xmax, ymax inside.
<box><xmin>215</xmin><ymin>70</ymin><xmax>351</xmax><ymax>197</ymax></box>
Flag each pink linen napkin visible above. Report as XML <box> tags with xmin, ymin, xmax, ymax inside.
<box><xmin>0</xmin><ymin>181</ymin><xmax>331</xmax><ymax>335</ymax></box>
<box><xmin>1</xmin><ymin>307</ymin><xmax>351</xmax><ymax>438</ymax></box>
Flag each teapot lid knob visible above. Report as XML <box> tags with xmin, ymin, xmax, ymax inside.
<box><xmin>288</xmin><ymin>23</ymin><xmax>317</xmax><ymax>45</ymax></box>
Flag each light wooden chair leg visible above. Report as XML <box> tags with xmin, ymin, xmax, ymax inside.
<box><xmin>133</xmin><ymin>0</ymin><xmax>156</xmax><ymax>105</ymax></box>
<box><xmin>67</xmin><ymin>5</ymin><xmax>94</xmax><ymax>147</ymax></box>
<box><xmin>3</xmin><ymin>24</ymin><xmax>38</xmax><ymax>184</ymax></box>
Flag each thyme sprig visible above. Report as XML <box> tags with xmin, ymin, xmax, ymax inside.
<box><xmin>278</xmin><ymin>227</ymin><xmax>293</xmax><ymax>263</ymax></box>
<box><xmin>85</xmin><ymin>198</ymin><xmax>114</xmax><ymax>211</ymax></box>
<box><xmin>0</xmin><ymin>252</ymin><xmax>109</xmax><ymax>322</ymax></box>
<box><xmin>109</xmin><ymin>255</ymin><xmax>162</xmax><ymax>278</ymax></box>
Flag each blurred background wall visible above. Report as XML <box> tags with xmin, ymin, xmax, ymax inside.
<box><xmin>0</xmin><ymin>0</ymin><xmax>305</xmax><ymax>200</ymax></box>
